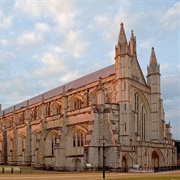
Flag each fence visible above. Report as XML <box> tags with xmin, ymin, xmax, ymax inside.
<box><xmin>154</xmin><ymin>165</ymin><xmax>180</xmax><ymax>172</ymax></box>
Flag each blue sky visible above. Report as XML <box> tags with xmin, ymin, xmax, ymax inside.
<box><xmin>0</xmin><ymin>0</ymin><xmax>179</xmax><ymax>139</ymax></box>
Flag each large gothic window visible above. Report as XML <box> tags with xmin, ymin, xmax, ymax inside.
<box><xmin>18</xmin><ymin>133</ymin><xmax>26</xmax><ymax>156</ymax></box>
<box><xmin>45</xmin><ymin>130</ymin><xmax>58</xmax><ymax>156</ymax></box>
<box><xmin>135</xmin><ymin>93</ymin><xmax>147</xmax><ymax>141</ymax></box>
<box><xmin>31</xmin><ymin>130</ymin><xmax>40</xmax><ymax>165</ymax></box>
<box><xmin>7</xmin><ymin>136</ymin><xmax>13</xmax><ymax>155</ymax></box>
<box><xmin>67</xmin><ymin>126</ymin><xmax>86</xmax><ymax>156</ymax></box>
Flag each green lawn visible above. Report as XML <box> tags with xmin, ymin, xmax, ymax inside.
<box><xmin>111</xmin><ymin>177</ymin><xmax>180</xmax><ymax>180</ymax></box>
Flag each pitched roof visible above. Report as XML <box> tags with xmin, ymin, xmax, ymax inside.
<box><xmin>0</xmin><ymin>64</ymin><xmax>115</xmax><ymax>115</ymax></box>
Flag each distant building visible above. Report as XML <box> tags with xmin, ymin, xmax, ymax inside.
<box><xmin>0</xmin><ymin>23</ymin><xmax>177</xmax><ymax>171</ymax></box>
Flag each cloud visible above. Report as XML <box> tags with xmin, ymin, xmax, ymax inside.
<box><xmin>35</xmin><ymin>22</ymin><xmax>50</xmax><ymax>32</ymax></box>
<box><xmin>0</xmin><ymin>0</ymin><xmax>179</xmax><ymax>139</ymax></box>
<box><xmin>33</xmin><ymin>53</ymin><xmax>66</xmax><ymax>77</ymax></box>
<box><xmin>163</xmin><ymin>2</ymin><xmax>180</xmax><ymax>30</ymax></box>
<box><xmin>0</xmin><ymin>10</ymin><xmax>12</xmax><ymax>28</ymax></box>
<box><xmin>161</xmin><ymin>63</ymin><xmax>180</xmax><ymax>139</ymax></box>
<box><xmin>0</xmin><ymin>39</ymin><xmax>9</xmax><ymax>46</ymax></box>
<box><xmin>17</xmin><ymin>32</ymin><xmax>42</xmax><ymax>46</ymax></box>
<box><xmin>0</xmin><ymin>51</ymin><xmax>16</xmax><ymax>63</ymax></box>
<box><xmin>14</xmin><ymin>0</ymin><xmax>40</xmax><ymax>17</ymax></box>
<box><xmin>14</xmin><ymin>0</ymin><xmax>79</xmax><ymax>31</ymax></box>
<box><xmin>161</xmin><ymin>64</ymin><xmax>180</xmax><ymax>99</ymax></box>
<box><xmin>88</xmin><ymin>15</ymin><xmax>110</xmax><ymax>31</ymax></box>
<box><xmin>164</xmin><ymin>98</ymin><xmax>180</xmax><ymax>139</ymax></box>
<box><xmin>64</xmin><ymin>30</ymin><xmax>89</xmax><ymax>58</ymax></box>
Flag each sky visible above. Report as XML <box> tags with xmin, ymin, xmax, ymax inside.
<box><xmin>0</xmin><ymin>0</ymin><xmax>179</xmax><ymax>139</ymax></box>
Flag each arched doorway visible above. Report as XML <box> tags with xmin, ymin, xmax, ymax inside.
<box><xmin>152</xmin><ymin>151</ymin><xmax>159</xmax><ymax>167</ymax></box>
<box><xmin>121</xmin><ymin>153</ymin><xmax>132</xmax><ymax>172</ymax></box>
<box><xmin>73</xmin><ymin>158</ymin><xmax>81</xmax><ymax>171</ymax></box>
<box><xmin>121</xmin><ymin>156</ymin><xmax>127</xmax><ymax>168</ymax></box>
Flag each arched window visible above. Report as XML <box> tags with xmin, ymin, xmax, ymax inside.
<box><xmin>21</xmin><ymin>112</ymin><xmax>25</xmax><ymax>123</ymax></box>
<box><xmin>7</xmin><ymin>136</ymin><xmax>13</xmax><ymax>154</ymax></box>
<box><xmin>6</xmin><ymin>117</ymin><xmax>13</xmax><ymax>128</ymax></box>
<box><xmin>72</xmin><ymin>131</ymin><xmax>85</xmax><ymax>148</ymax></box>
<box><xmin>73</xmin><ymin>135</ymin><xmax>76</xmax><ymax>147</ymax></box>
<box><xmin>135</xmin><ymin>93</ymin><xmax>147</xmax><ymax>141</ymax></box>
<box><xmin>51</xmin><ymin>138</ymin><xmax>54</xmax><ymax>156</ymax></box>
<box><xmin>32</xmin><ymin>107</ymin><xmax>37</xmax><ymax>120</ymax></box>
<box><xmin>46</xmin><ymin>102</ymin><xmax>51</xmax><ymax>117</ymax></box>
<box><xmin>74</xmin><ymin>99</ymin><xmax>82</xmax><ymax>110</ymax></box>
<box><xmin>52</xmin><ymin>101</ymin><xmax>61</xmax><ymax>115</ymax></box>
<box><xmin>18</xmin><ymin>133</ymin><xmax>26</xmax><ymax>156</ymax></box>
<box><xmin>141</xmin><ymin>105</ymin><xmax>146</xmax><ymax>140</ymax></box>
<box><xmin>70</xmin><ymin>96</ymin><xmax>83</xmax><ymax>111</ymax></box>
<box><xmin>45</xmin><ymin>130</ymin><xmax>58</xmax><ymax>156</ymax></box>
<box><xmin>90</xmin><ymin>90</ymin><xmax>97</xmax><ymax>105</ymax></box>
<box><xmin>81</xmin><ymin>133</ymin><xmax>84</xmax><ymax>146</ymax></box>
<box><xmin>17</xmin><ymin>114</ymin><xmax>23</xmax><ymax>125</ymax></box>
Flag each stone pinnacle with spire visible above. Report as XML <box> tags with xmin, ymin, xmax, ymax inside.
<box><xmin>115</xmin><ymin>22</ymin><xmax>130</xmax><ymax>56</ymax></box>
<box><xmin>147</xmin><ymin>47</ymin><xmax>160</xmax><ymax>77</ymax></box>
<box><xmin>149</xmin><ymin>47</ymin><xmax>158</xmax><ymax>67</ymax></box>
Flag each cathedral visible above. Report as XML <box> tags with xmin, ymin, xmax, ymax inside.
<box><xmin>0</xmin><ymin>23</ymin><xmax>177</xmax><ymax>171</ymax></box>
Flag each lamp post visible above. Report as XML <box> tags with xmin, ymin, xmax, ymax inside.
<box><xmin>101</xmin><ymin>136</ymin><xmax>106</xmax><ymax>180</ymax></box>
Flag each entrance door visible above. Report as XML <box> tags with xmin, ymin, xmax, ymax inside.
<box><xmin>152</xmin><ymin>151</ymin><xmax>159</xmax><ymax>167</ymax></box>
<box><xmin>121</xmin><ymin>156</ymin><xmax>128</xmax><ymax>172</ymax></box>
<box><xmin>74</xmin><ymin>158</ymin><xmax>81</xmax><ymax>171</ymax></box>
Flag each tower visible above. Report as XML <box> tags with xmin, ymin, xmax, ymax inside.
<box><xmin>114</xmin><ymin>23</ymin><xmax>132</xmax><ymax>144</ymax></box>
<box><xmin>147</xmin><ymin>47</ymin><xmax>161</xmax><ymax>141</ymax></box>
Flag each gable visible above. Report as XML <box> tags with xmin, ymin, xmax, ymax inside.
<box><xmin>131</xmin><ymin>57</ymin><xmax>147</xmax><ymax>85</ymax></box>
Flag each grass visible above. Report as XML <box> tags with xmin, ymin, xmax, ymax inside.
<box><xmin>111</xmin><ymin>177</ymin><xmax>180</xmax><ymax>180</ymax></box>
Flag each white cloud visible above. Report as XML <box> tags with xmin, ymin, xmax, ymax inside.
<box><xmin>59</xmin><ymin>70</ymin><xmax>79</xmax><ymax>83</ymax></box>
<box><xmin>14</xmin><ymin>0</ymin><xmax>79</xmax><ymax>31</ymax></box>
<box><xmin>0</xmin><ymin>10</ymin><xmax>12</xmax><ymax>28</ymax></box>
<box><xmin>0</xmin><ymin>51</ymin><xmax>16</xmax><ymax>63</ymax></box>
<box><xmin>64</xmin><ymin>30</ymin><xmax>90</xmax><ymax>58</ymax></box>
<box><xmin>0</xmin><ymin>0</ymin><xmax>179</xmax><ymax>138</ymax></box>
<box><xmin>139</xmin><ymin>38</ymin><xmax>155</xmax><ymax>50</ymax></box>
<box><xmin>14</xmin><ymin>0</ymin><xmax>40</xmax><ymax>17</ymax></box>
<box><xmin>33</xmin><ymin>53</ymin><xmax>66</xmax><ymax>78</ymax></box>
<box><xmin>43</xmin><ymin>1</ymin><xmax>79</xmax><ymax>30</ymax></box>
<box><xmin>88</xmin><ymin>15</ymin><xmax>110</xmax><ymax>30</ymax></box>
<box><xmin>35</xmin><ymin>22</ymin><xmax>50</xmax><ymax>32</ymax></box>
<box><xmin>163</xmin><ymin>2</ymin><xmax>180</xmax><ymax>30</ymax></box>
<box><xmin>0</xmin><ymin>39</ymin><xmax>9</xmax><ymax>46</ymax></box>
<box><xmin>48</xmin><ymin>46</ymin><xmax>64</xmax><ymax>54</ymax></box>
<box><xmin>17</xmin><ymin>32</ymin><xmax>42</xmax><ymax>46</ymax></box>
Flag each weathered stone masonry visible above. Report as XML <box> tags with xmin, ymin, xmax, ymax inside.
<box><xmin>0</xmin><ymin>23</ymin><xmax>177</xmax><ymax>171</ymax></box>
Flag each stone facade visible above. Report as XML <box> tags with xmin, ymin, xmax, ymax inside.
<box><xmin>0</xmin><ymin>23</ymin><xmax>177</xmax><ymax>171</ymax></box>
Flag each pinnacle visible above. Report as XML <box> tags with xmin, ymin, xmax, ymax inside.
<box><xmin>149</xmin><ymin>47</ymin><xmax>157</xmax><ymax>66</ymax></box>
